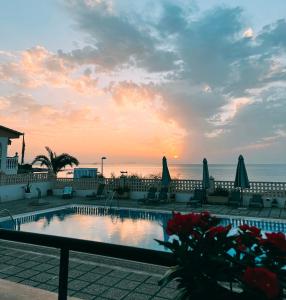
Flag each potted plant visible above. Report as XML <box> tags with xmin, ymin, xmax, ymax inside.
<box><xmin>156</xmin><ymin>211</ymin><xmax>286</xmax><ymax>300</ymax></box>
<box><xmin>115</xmin><ymin>185</ymin><xmax>130</xmax><ymax>199</ymax></box>
<box><xmin>264</xmin><ymin>198</ymin><xmax>272</xmax><ymax>208</ymax></box>
<box><xmin>24</xmin><ymin>182</ymin><xmax>32</xmax><ymax>199</ymax></box>
<box><xmin>208</xmin><ymin>186</ymin><xmax>230</xmax><ymax>204</ymax></box>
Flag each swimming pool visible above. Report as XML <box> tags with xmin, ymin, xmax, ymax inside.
<box><xmin>0</xmin><ymin>205</ymin><xmax>286</xmax><ymax>252</ymax></box>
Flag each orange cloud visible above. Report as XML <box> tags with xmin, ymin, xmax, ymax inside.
<box><xmin>1</xmin><ymin>48</ymin><xmax>187</xmax><ymax>163</ymax></box>
<box><xmin>2</xmin><ymin>88</ymin><xmax>186</xmax><ymax>163</ymax></box>
<box><xmin>0</xmin><ymin>46</ymin><xmax>100</xmax><ymax>95</ymax></box>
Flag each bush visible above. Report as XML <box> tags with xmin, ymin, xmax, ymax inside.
<box><xmin>18</xmin><ymin>164</ymin><xmax>33</xmax><ymax>174</ymax></box>
<box><xmin>115</xmin><ymin>186</ymin><xmax>130</xmax><ymax>195</ymax></box>
<box><xmin>210</xmin><ymin>186</ymin><xmax>229</xmax><ymax>197</ymax></box>
<box><xmin>24</xmin><ymin>182</ymin><xmax>32</xmax><ymax>193</ymax></box>
<box><xmin>156</xmin><ymin>211</ymin><xmax>286</xmax><ymax>300</ymax></box>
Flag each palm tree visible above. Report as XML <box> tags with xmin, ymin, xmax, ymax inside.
<box><xmin>32</xmin><ymin>146</ymin><xmax>79</xmax><ymax>175</ymax></box>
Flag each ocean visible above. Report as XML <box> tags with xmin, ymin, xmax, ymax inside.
<box><xmin>59</xmin><ymin>163</ymin><xmax>286</xmax><ymax>182</ymax></box>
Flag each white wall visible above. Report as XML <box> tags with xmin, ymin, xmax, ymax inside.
<box><xmin>2</xmin><ymin>184</ymin><xmax>286</xmax><ymax>207</ymax></box>
<box><xmin>53</xmin><ymin>189</ymin><xmax>92</xmax><ymax>197</ymax></box>
<box><xmin>0</xmin><ymin>137</ymin><xmax>8</xmax><ymax>174</ymax></box>
<box><xmin>243</xmin><ymin>196</ymin><xmax>286</xmax><ymax>208</ymax></box>
<box><xmin>0</xmin><ymin>182</ymin><xmax>53</xmax><ymax>202</ymax></box>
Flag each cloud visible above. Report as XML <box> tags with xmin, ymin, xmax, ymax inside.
<box><xmin>109</xmin><ymin>81</ymin><xmax>161</xmax><ymax>107</ymax></box>
<box><xmin>205</xmin><ymin>128</ymin><xmax>228</xmax><ymax>138</ymax></box>
<box><xmin>62</xmin><ymin>0</ymin><xmax>180</xmax><ymax>73</ymax></box>
<box><xmin>0</xmin><ymin>93</ymin><xmax>100</xmax><ymax>125</ymax></box>
<box><xmin>208</xmin><ymin>97</ymin><xmax>254</xmax><ymax>126</ymax></box>
<box><xmin>0</xmin><ymin>46</ymin><xmax>100</xmax><ymax>94</ymax></box>
<box><xmin>243</xmin><ymin>28</ymin><xmax>254</xmax><ymax>39</ymax></box>
<box><xmin>2</xmin><ymin>1</ymin><xmax>286</xmax><ymax>162</ymax></box>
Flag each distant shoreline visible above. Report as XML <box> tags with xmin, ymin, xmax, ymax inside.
<box><xmin>56</xmin><ymin>163</ymin><xmax>286</xmax><ymax>182</ymax></box>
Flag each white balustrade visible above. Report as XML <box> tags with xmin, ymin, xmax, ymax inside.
<box><xmin>0</xmin><ymin>173</ymin><xmax>285</xmax><ymax>199</ymax></box>
<box><xmin>5</xmin><ymin>156</ymin><xmax>19</xmax><ymax>174</ymax></box>
<box><xmin>0</xmin><ymin>172</ymin><xmax>49</xmax><ymax>185</ymax></box>
<box><xmin>52</xmin><ymin>177</ymin><xmax>286</xmax><ymax>198</ymax></box>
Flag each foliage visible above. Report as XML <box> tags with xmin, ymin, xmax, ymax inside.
<box><xmin>156</xmin><ymin>212</ymin><xmax>286</xmax><ymax>300</ymax></box>
<box><xmin>210</xmin><ymin>186</ymin><xmax>230</xmax><ymax>197</ymax></box>
<box><xmin>147</xmin><ymin>173</ymin><xmax>161</xmax><ymax>180</ymax></box>
<box><xmin>18</xmin><ymin>163</ymin><xmax>33</xmax><ymax>174</ymax></box>
<box><xmin>32</xmin><ymin>146</ymin><xmax>79</xmax><ymax>175</ymax></box>
<box><xmin>115</xmin><ymin>186</ymin><xmax>130</xmax><ymax>195</ymax></box>
<box><xmin>127</xmin><ymin>174</ymin><xmax>142</xmax><ymax>179</ymax></box>
<box><xmin>110</xmin><ymin>173</ymin><xmax>142</xmax><ymax>179</ymax></box>
<box><xmin>24</xmin><ymin>182</ymin><xmax>32</xmax><ymax>193</ymax></box>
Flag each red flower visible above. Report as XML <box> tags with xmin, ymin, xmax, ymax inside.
<box><xmin>235</xmin><ymin>236</ymin><xmax>246</xmax><ymax>251</ymax></box>
<box><xmin>264</xmin><ymin>232</ymin><xmax>286</xmax><ymax>253</ymax></box>
<box><xmin>198</xmin><ymin>211</ymin><xmax>218</xmax><ymax>230</ymax></box>
<box><xmin>166</xmin><ymin>212</ymin><xmax>201</xmax><ymax>237</ymax></box>
<box><xmin>243</xmin><ymin>267</ymin><xmax>279</xmax><ymax>299</ymax></box>
<box><xmin>207</xmin><ymin>224</ymin><xmax>232</xmax><ymax>239</ymax></box>
<box><xmin>239</xmin><ymin>224</ymin><xmax>261</xmax><ymax>237</ymax></box>
<box><xmin>200</xmin><ymin>211</ymin><xmax>210</xmax><ymax>218</ymax></box>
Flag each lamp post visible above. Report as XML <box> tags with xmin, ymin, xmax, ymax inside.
<box><xmin>101</xmin><ymin>157</ymin><xmax>106</xmax><ymax>176</ymax></box>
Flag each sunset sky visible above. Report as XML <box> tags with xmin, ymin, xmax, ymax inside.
<box><xmin>1</xmin><ymin>0</ymin><xmax>286</xmax><ymax>164</ymax></box>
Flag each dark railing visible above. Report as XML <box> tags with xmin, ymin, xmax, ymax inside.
<box><xmin>0</xmin><ymin>229</ymin><xmax>174</xmax><ymax>300</ymax></box>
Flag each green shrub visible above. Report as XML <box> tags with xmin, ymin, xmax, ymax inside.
<box><xmin>210</xmin><ymin>186</ymin><xmax>229</xmax><ymax>197</ymax></box>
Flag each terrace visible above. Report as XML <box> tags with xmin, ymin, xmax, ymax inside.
<box><xmin>0</xmin><ymin>174</ymin><xmax>285</xmax><ymax>299</ymax></box>
<box><xmin>0</xmin><ymin>172</ymin><xmax>286</xmax><ymax>206</ymax></box>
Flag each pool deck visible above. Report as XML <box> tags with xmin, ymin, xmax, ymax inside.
<box><xmin>1</xmin><ymin>196</ymin><xmax>286</xmax><ymax>219</ymax></box>
<box><xmin>0</xmin><ymin>196</ymin><xmax>285</xmax><ymax>300</ymax></box>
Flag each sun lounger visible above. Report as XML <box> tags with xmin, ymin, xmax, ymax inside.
<box><xmin>62</xmin><ymin>186</ymin><xmax>74</xmax><ymax>199</ymax></box>
<box><xmin>228</xmin><ymin>190</ymin><xmax>241</xmax><ymax>207</ymax></box>
<box><xmin>144</xmin><ymin>186</ymin><xmax>157</xmax><ymax>203</ymax></box>
<box><xmin>157</xmin><ymin>186</ymin><xmax>169</xmax><ymax>203</ymax></box>
<box><xmin>249</xmin><ymin>194</ymin><xmax>263</xmax><ymax>208</ymax></box>
<box><xmin>93</xmin><ymin>183</ymin><xmax>106</xmax><ymax>200</ymax></box>
<box><xmin>271</xmin><ymin>198</ymin><xmax>278</xmax><ymax>208</ymax></box>
<box><xmin>187</xmin><ymin>189</ymin><xmax>203</xmax><ymax>207</ymax></box>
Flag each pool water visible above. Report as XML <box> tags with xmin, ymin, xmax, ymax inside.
<box><xmin>0</xmin><ymin>205</ymin><xmax>285</xmax><ymax>252</ymax></box>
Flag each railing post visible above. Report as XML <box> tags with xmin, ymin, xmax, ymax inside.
<box><xmin>58</xmin><ymin>248</ymin><xmax>69</xmax><ymax>300</ymax></box>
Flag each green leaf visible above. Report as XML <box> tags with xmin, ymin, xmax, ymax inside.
<box><xmin>155</xmin><ymin>239</ymin><xmax>177</xmax><ymax>251</ymax></box>
<box><xmin>173</xmin><ymin>288</ymin><xmax>189</xmax><ymax>300</ymax></box>
<box><xmin>158</xmin><ymin>265</ymin><xmax>183</xmax><ymax>286</ymax></box>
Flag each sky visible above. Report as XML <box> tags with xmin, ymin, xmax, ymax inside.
<box><xmin>0</xmin><ymin>0</ymin><xmax>286</xmax><ymax>164</ymax></box>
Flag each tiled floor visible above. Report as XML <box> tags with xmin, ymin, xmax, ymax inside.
<box><xmin>0</xmin><ymin>196</ymin><xmax>285</xmax><ymax>299</ymax></box>
<box><xmin>0</xmin><ymin>241</ymin><xmax>175</xmax><ymax>300</ymax></box>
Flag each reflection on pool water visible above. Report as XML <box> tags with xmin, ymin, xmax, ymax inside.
<box><xmin>0</xmin><ymin>206</ymin><xmax>285</xmax><ymax>252</ymax></box>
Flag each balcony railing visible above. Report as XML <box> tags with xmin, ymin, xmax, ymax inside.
<box><xmin>5</xmin><ymin>156</ymin><xmax>18</xmax><ymax>174</ymax></box>
<box><xmin>0</xmin><ymin>229</ymin><xmax>174</xmax><ymax>300</ymax></box>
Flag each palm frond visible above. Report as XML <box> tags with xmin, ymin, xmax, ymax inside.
<box><xmin>45</xmin><ymin>146</ymin><xmax>54</xmax><ymax>162</ymax></box>
<box><xmin>31</xmin><ymin>155</ymin><xmax>52</xmax><ymax>169</ymax></box>
<box><xmin>57</xmin><ymin>153</ymin><xmax>79</xmax><ymax>166</ymax></box>
<box><xmin>53</xmin><ymin>154</ymin><xmax>79</xmax><ymax>173</ymax></box>
<box><xmin>34</xmin><ymin>147</ymin><xmax>79</xmax><ymax>175</ymax></box>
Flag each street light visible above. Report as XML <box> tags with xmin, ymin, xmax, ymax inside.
<box><xmin>120</xmin><ymin>171</ymin><xmax>128</xmax><ymax>177</ymax></box>
<box><xmin>101</xmin><ymin>157</ymin><xmax>107</xmax><ymax>176</ymax></box>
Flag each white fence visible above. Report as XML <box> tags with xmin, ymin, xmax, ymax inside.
<box><xmin>0</xmin><ymin>173</ymin><xmax>52</xmax><ymax>202</ymax></box>
<box><xmin>54</xmin><ymin>177</ymin><xmax>286</xmax><ymax>198</ymax></box>
<box><xmin>0</xmin><ymin>173</ymin><xmax>286</xmax><ymax>202</ymax></box>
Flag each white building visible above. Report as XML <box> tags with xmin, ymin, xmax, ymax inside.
<box><xmin>0</xmin><ymin>125</ymin><xmax>23</xmax><ymax>175</ymax></box>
